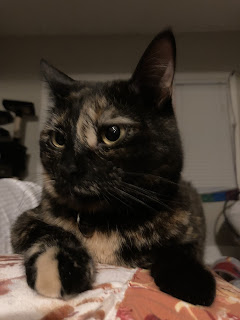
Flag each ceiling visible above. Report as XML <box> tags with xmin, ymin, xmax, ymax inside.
<box><xmin>1</xmin><ymin>0</ymin><xmax>240</xmax><ymax>36</ymax></box>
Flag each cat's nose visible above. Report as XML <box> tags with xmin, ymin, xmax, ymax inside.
<box><xmin>60</xmin><ymin>162</ymin><xmax>86</xmax><ymax>179</ymax></box>
<box><xmin>60</xmin><ymin>163</ymin><xmax>78</xmax><ymax>178</ymax></box>
<box><xmin>68</xmin><ymin>164</ymin><xmax>78</xmax><ymax>175</ymax></box>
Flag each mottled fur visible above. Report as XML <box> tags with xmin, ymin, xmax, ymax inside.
<box><xmin>11</xmin><ymin>30</ymin><xmax>216</xmax><ymax>305</ymax></box>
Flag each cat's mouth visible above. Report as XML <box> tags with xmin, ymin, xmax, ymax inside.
<box><xmin>72</xmin><ymin>189</ymin><xmax>102</xmax><ymax>202</ymax></box>
<box><xmin>54</xmin><ymin>180</ymin><xmax>104</xmax><ymax>204</ymax></box>
<box><xmin>51</xmin><ymin>181</ymin><xmax>106</xmax><ymax>211</ymax></box>
<box><xmin>71</xmin><ymin>192</ymin><xmax>107</xmax><ymax>212</ymax></box>
<box><xmin>71</xmin><ymin>184</ymin><xmax>102</xmax><ymax>201</ymax></box>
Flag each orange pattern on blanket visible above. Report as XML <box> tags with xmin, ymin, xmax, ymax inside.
<box><xmin>41</xmin><ymin>305</ymin><xmax>75</xmax><ymax>320</ymax></box>
<box><xmin>117</xmin><ymin>269</ymin><xmax>240</xmax><ymax>320</ymax></box>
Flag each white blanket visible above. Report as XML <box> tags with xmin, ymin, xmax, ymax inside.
<box><xmin>0</xmin><ymin>179</ymin><xmax>41</xmax><ymax>254</ymax></box>
<box><xmin>0</xmin><ymin>255</ymin><xmax>136</xmax><ymax>320</ymax></box>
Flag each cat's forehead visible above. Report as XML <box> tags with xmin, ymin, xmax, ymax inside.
<box><xmin>76</xmin><ymin>92</ymin><xmax>135</xmax><ymax>148</ymax></box>
<box><xmin>79</xmin><ymin>93</ymin><xmax>128</xmax><ymax>123</ymax></box>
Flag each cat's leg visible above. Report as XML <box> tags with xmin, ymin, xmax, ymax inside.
<box><xmin>11</xmin><ymin>209</ymin><xmax>95</xmax><ymax>298</ymax></box>
<box><xmin>150</xmin><ymin>243</ymin><xmax>216</xmax><ymax>306</ymax></box>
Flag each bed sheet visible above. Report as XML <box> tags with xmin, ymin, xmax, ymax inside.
<box><xmin>0</xmin><ymin>255</ymin><xmax>240</xmax><ymax>320</ymax></box>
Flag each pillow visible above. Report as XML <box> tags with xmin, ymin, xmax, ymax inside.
<box><xmin>0</xmin><ymin>178</ymin><xmax>41</xmax><ymax>254</ymax></box>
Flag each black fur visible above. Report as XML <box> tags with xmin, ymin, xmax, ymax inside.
<box><xmin>151</xmin><ymin>243</ymin><xmax>216</xmax><ymax>306</ymax></box>
<box><xmin>11</xmin><ymin>29</ymin><xmax>216</xmax><ymax>305</ymax></box>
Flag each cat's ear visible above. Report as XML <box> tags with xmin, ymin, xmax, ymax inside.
<box><xmin>40</xmin><ymin>59</ymin><xmax>75</xmax><ymax>97</ymax></box>
<box><xmin>131</xmin><ymin>29</ymin><xmax>176</xmax><ymax>106</ymax></box>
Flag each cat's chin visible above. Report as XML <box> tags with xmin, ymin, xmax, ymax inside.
<box><xmin>56</xmin><ymin>187</ymin><xmax>106</xmax><ymax>211</ymax></box>
<box><xmin>68</xmin><ymin>195</ymin><xmax>107</xmax><ymax>212</ymax></box>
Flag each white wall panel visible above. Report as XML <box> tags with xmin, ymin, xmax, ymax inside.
<box><xmin>175</xmin><ymin>81</ymin><xmax>237</xmax><ymax>192</ymax></box>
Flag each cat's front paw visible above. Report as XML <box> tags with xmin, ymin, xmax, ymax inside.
<box><xmin>25</xmin><ymin>246</ymin><xmax>95</xmax><ymax>298</ymax></box>
<box><xmin>151</xmin><ymin>260</ymin><xmax>216</xmax><ymax>306</ymax></box>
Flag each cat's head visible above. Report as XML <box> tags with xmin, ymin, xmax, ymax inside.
<box><xmin>40</xmin><ymin>29</ymin><xmax>183</xmax><ymax>211</ymax></box>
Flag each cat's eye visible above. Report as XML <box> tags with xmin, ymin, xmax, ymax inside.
<box><xmin>51</xmin><ymin>131</ymin><xmax>65</xmax><ymax>148</ymax></box>
<box><xmin>102</xmin><ymin>125</ymin><xmax>125</xmax><ymax>145</ymax></box>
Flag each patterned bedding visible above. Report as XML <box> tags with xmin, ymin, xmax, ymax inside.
<box><xmin>1</xmin><ymin>255</ymin><xmax>240</xmax><ymax>320</ymax></box>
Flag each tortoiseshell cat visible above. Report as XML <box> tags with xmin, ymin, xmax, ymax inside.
<box><xmin>11</xmin><ymin>30</ymin><xmax>216</xmax><ymax>306</ymax></box>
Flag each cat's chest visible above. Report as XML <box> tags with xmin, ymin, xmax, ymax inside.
<box><xmin>81</xmin><ymin>231</ymin><xmax>123</xmax><ymax>265</ymax></box>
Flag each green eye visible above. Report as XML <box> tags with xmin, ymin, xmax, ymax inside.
<box><xmin>52</xmin><ymin>131</ymin><xmax>65</xmax><ymax>148</ymax></box>
<box><xmin>102</xmin><ymin>125</ymin><xmax>125</xmax><ymax>145</ymax></box>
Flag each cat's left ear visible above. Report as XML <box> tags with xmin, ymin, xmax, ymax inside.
<box><xmin>40</xmin><ymin>59</ymin><xmax>75</xmax><ymax>97</ymax></box>
<box><xmin>131</xmin><ymin>29</ymin><xmax>176</xmax><ymax>106</ymax></box>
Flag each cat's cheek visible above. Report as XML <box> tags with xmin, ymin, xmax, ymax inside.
<box><xmin>34</xmin><ymin>247</ymin><xmax>62</xmax><ymax>298</ymax></box>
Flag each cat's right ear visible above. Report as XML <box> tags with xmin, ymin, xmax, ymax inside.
<box><xmin>40</xmin><ymin>59</ymin><xmax>75</xmax><ymax>97</ymax></box>
<box><xmin>130</xmin><ymin>29</ymin><xmax>176</xmax><ymax>107</ymax></box>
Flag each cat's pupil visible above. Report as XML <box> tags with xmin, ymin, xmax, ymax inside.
<box><xmin>55</xmin><ymin>132</ymin><xmax>65</xmax><ymax>145</ymax></box>
<box><xmin>105</xmin><ymin>125</ymin><xmax>120</xmax><ymax>141</ymax></box>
